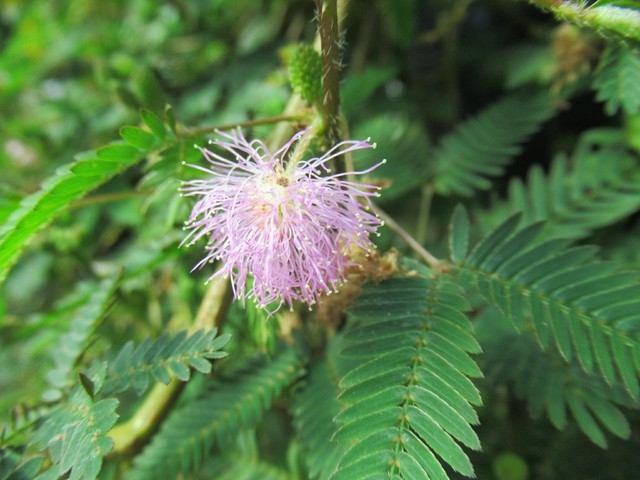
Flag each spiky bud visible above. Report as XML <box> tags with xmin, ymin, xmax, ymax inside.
<box><xmin>289</xmin><ymin>44</ymin><xmax>323</xmax><ymax>104</ymax></box>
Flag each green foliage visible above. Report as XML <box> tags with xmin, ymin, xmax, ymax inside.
<box><xmin>33</xmin><ymin>384</ymin><xmax>119</xmax><ymax>480</ymax></box>
<box><xmin>204</xmin><ymin>456</ymin><xmax>293</xmax><ymax>480</ymax></box>
<box><xmin>100</xmin><ymin>329</ymin><xmax>231</xmax><ymax>396</ymax></box>
<box><xmin>195</xmin><ymin>430</ymin><xmax>295</xmax><ymax>480</ymax></box>
<box><xmin>482</xmin><ymin>326</ymin><xmax>637</xmax><ymax>448</ymax></box>
<box><xmin>0</xmin><ymin>449</ymin><xmax>44</xmax><ymax>480</ymax></box>
<box><xmin>293</xmin><ymin>361</ymin><xmax>342</xmax><ymax>480</ymax></box>
<box><xmin>340</xmin><ymin>66</ymin><xmax>397</xmax><ymax>116</ymax></box>
<box><xmin>480</xmin><ymin>129</ymin><xmax>640</xmax><ymax>240</ymax></box>
<box><xmin>3</xmin><ymin>1</ymin><xmax>640</xmax><ymax>479</ymax></box>
<box><xmin>588</xmin><ymin>5</ymin><xmax>640</xmax><ymax>42</ymax></box>
<box><xmin>430</xmin><ymin>93</ymin><xmax>556</xmax><ymax>197</ymax></box>
<box><xmin>451</xmin><ymin>209</ymin><xmax>640</xmax><ymax>400</ymax></box>
<box><xmin>44</xmin><ymin>274</ymin><xmax>121</xmax><ymax>401</ymax></box>
<box><xmin>0</xmin><ymin>144</ymin><xmax>144</xmax><ymax>284</ymax></box>
<box><xmin>593</xmin><ymin>43</ymin><xmax>640</xmax><ymax>115</ymax></box>
<box><xmin>352</xmin><ymin>114</ymin><xmax>431</xmax><ymax>202</ymax></box>
<box><xmin>329</xmin><ymin>277</ymin><xmax>482</xmax><ymax>479</ymax></box>
<box><xmin>592</xmin><ymin>1</ymin><xmax>640</xmax><ymax>8</ymax></box>
<box><xmin>128</xmin><ymin>345</ymin><xmax>305</xmax><ymax>480</ymax></box>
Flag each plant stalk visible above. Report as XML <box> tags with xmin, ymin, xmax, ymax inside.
<box><xmin>316</xmin><ymin>0</ymin><xmax>345</xmax><ymax>173</ymax></box>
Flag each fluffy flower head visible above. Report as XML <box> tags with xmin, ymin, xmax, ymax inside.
<box><xmin>181</xmin><ymin>129</ymin><xmax>383</xmax><ymax>313</ymax></box>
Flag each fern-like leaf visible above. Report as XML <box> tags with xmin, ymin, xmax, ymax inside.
<box><xmin>0</xmin><ymin>144</ymin><xmax>144</xmax><ymax>284</ymax></box>
<box><xmin>33</xmin><ymin>385</ymin><xmax>118</xmax><ymax>480</ymax></box>
<box><xmin>330</xmin><ymin>277</ymin><xmax>482</xmax><ymax>479</ymax></box>
<box><xmin>480</xmin><ymin>129</ymin><xmax>640</xmax><ymax>240</ymax></box>
<box><xmin>44</xmin><ymin>274</ymin><xmax>121</xmax><ymax>401</ymax></box>
<box><xmin>99</xmin><ymin>329</ymin><xmax>231</xmax><ymax>396</ymax></box>
<box><xmin>593</xmin><ymin>43</ymin><xmax>640</xmax><ymax>115</ymax></box>
<box><xmin>293</xmin><ymin>361</ymin><xmax>343</xmax><ymax>480</ymax></box>
<box><xmin>431</xmin><ymin>93</ymin><xmax>555</xmax><ymax>197</ymax></box>
<box><xmin>451</xmin><ymin>208</ymin><xmax>640</xmax><ymax>399</ymax></box>
<box><xmin>128</xmin><ymin>345</ymin><xmax>305</xmax><ymax>480</ymax></box>
<box><xmin>481</xmin><ymin>319</ymin><xmax>637</xmax><ymax>448</ymax></box>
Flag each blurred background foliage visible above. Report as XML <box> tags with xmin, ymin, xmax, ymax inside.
<box><xmin>1</xmin><ymin>0</ymin><xmax>640</xmax><ymax>479</ymax></box>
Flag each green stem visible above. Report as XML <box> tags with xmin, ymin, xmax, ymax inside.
<box><xmin>415</xmin><ymin>184</ymin><xmax>434</xmax><ymax>245</ymax></box>
<box><xmin>285</xmin><ymin>119</ymin><xmax>322</xmax><ymax>176</ymax></box>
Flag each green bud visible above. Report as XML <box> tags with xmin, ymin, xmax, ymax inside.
<box><xmin>289</xmin><ymin>44</ymin><xmax>322</xmax><ymax>104</ymax></box>
<box><xmin>493</xmin><ymin>452</ymin><xmax>529</xmax><ymax>480</ymax></box>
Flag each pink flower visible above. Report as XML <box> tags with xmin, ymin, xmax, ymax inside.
<box><xmin>181</xmin><ymin>128</ymin><xmax>384</xmax><ymax>313</ymax></box>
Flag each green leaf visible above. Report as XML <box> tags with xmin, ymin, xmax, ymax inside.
<box><xmin>592</xmin><ymin>1</ymin><xmax>640</xmax><ymax>8</ymax></box>
<box><xmin>449</xmin><ymin>205</ymin><xmax>470</xmax><ymax>263</ymax></box>
<box><xmin>0</xmin><ymin>144</ymin><xmax>144</xmax><ymax>284</ymax></box>
<box><xmin>140</xmin><ymin>109</ymin><xmax>167</xmax><ymax>141</ymax></box>
<box><xmin>43</xmin><ymin>274</ymin><xmax>121</xmax><ymax>400</ymax></box>
<box><xmin>593</xmin><ymin>44</ymin><xmax>640</xmax><ymax>115</ymax></box>
<box><xmin>431</xmin><ymin>93</ymin><xmax>556</xmax><ymax>197</ymax></box>
<box><xmin>33</xmin><ymin>386</ymin><xmax>118</xmax><ymax>480</ymax></box>
<box><xmin>99</xmin><ymin>329</ymin><xmax>231</xmax><ymax>396</ymax></box>
<box><xmin>588</xmin><ymin>6</ymin><xmax>640</xmax><ymax>42</ymax></box>
<box><xmin>292</xmin><ymin>361</ymin><xmax>343</xmax><ymax>480</ymax></box>
<box><xmin>330</xmin><ymin>277</ymin><xmax>481</xmax><ymax>479</ymax></box>
<box><xmin>0</xmin><ymin>449</ymin><xmax>44</xmax><ymax>480</ymax></box>
<box><xmin>128</xmin><ymin>345</ymin><xmax>305</xmax><ymax>480</ymax></box>
<box><xmin>479</xmin><ymin>130</ymin><xmax>640</xmax><ymax>239</ymax></box>
<box><xmin>480</xmin><ymin>322</ymin><xmax>637</xmax><ymax>449</ymax></box>
<box><xmin>120</xmin><ymin>126</ymin><xmax>158</xmax><ymax>151</ymax></box>
<box><xmin>377</xmin><ymin>0</ymin><xmax>416</xmax><ymax>48</ymax></box>
<box><xmin>456</xmin><ymin>213</ymin><xmax>640</xmax><ymax>400</ymax></box>
<box><xmin>341</xmin><ymin>66</ymin><xmax>397</xmax><ymax>116</ymax></box>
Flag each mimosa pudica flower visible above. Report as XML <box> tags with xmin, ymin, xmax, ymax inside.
<box><xmin>181</xmin><ymin>129</ymin><xmax>384</xmax><ymax>314</ymax></box>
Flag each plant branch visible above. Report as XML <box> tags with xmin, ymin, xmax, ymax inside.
<box><xmin>373</xmin><ymin>206</ymin><xmax>442</xmax><ymax>270</ymax></box>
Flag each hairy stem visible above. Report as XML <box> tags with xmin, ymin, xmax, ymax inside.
<box><xmin>316</xmin><ymin>0</ymin><xmax>345</xmax><ymax>173</ymax></box>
